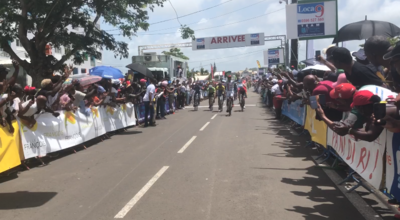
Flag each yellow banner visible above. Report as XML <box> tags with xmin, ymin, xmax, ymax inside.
<box><xmin>257</xmin><ymin>60</ymin><xmax>261</xmax><ymax>68</ymax></box>
<box><xmin>304</xmin><ymin>106</ymin><xmax>328</xmax><ymax>148</ymax></box>
<box><xmin>0</xmin><ymin>121</ymin><xmax>22</xmax><ymax>173</ymax></box>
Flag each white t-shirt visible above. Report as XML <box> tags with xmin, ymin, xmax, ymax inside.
<box><xmin>271</xmin><ymin>84</ymin><xmax>282</xmax><ymax>95</ymax></box>
<box><xmin>21</xmin><ymin>101</ymin><xmax>43</xmax><ymax>117</ymax></box>
<box><xmin>143</xmin><ymin>84</ymin><xmax>155</xmax><ymax>101</ymax></box>
<box><xmin>0</xmin><ymin>94</ymin><xmax>21</xmax><ymax>115</ymax></box>
<box><xmin>73</xmin><ymin>91</ymin><xmax>86</xmax><ymax>107</ymax></box>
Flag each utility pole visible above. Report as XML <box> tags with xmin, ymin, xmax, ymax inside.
<box><xmin>290</xmin><ymin>0</ymin><xmax>298</xmax><ymax>69</ymax></box>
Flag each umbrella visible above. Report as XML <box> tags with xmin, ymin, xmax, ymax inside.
<box><xmin>89</xmin><ymin>66</ymin><xmax>124</xmax><ymax>79</ymax></box>
<box><xmin>64</xmin><ymin>74</ymin><xmax>102</xmax><ymax>86</ymax></box>
<box><xmin>300</xmin><ymin>58</ymin><xmax>320</xmax><ymax>66</ymax></box>
<box><xmin>302</xmin><ymin>64</ymin><xmax>331</xmax><ymax>72</ymax></box>
<box><xmin>126</xmin><ymin>63</ymin><xmax>154</xmax><ymax>79</ymax></box>
<box><xmin>333</xmin><ymin>20</ymin><xmax>400</xmax><ymax>43</ymax></box>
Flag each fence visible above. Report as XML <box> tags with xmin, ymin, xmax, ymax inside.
<box><xmin>0</xmin><ymin>103</ymin><xmax>136</xmax><ymax>173</ymax></box>
<box><xmin>269</xmin><ymin>85</ymin><xmax>400</xmax><ymax>204</ymax></box>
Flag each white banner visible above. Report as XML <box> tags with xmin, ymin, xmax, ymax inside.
<box><xmin>286</xmin><ymin>1</ymin><xmax>337</xmax><ymax>39</ymax></box>
<box><xmin>327</xmin><ymin>128</ymin><xmax>386</xmax><ymax>189</ymax></box>
<box><xmin>264</xmin><ymin>49</ymin><xmax>284</xmax><ymax>66</ymax></box>
<box><xmin>19</xmin><ymin>104</ymin><xmax>136</xmax><ymax>159</ymax></box>
<box><xmin>192</xmin><ymin>33</ymin><xmax>265</xmax><ymax>50</ymax></box>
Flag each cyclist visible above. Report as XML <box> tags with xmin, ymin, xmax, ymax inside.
<box><xmin>192</xmin><ymin>82</ymin><xmax>201</xmax><ymax>106</ymax></box>
<box><xmin>224</xmin><ymin>75</ymin><xmax>237</xmax><ymax>113</ymax></box>
<box><xmin>237</xmin><ymin>82</ymin><xmax>247</xmax><ymax>109</ymax></box>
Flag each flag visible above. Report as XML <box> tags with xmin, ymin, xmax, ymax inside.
<box><xmin>257</xmin><ymin>60</ymin><xmax>261</xmax><ymax>68</ymax></box>
<box><xmin>211</xmin><ymin>64</ymin><xmax>214</xmax><ymax>79</ymax></box>
<box><xmin>222</xmin><ymin>71</ymin><xmax>225</xmax><ymax>76</ymax></box>
<box><xmin>214</xmin><ymin>62</ymin><xmax>217</xmax><ymax>73</ymax></box>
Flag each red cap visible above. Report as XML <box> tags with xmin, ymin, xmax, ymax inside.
<box><xmin>350</xmin><ymin>90</ymin><xmax>374</xmax><ymax>108</ymax></box>
<box><xmin>140</xmin><ymin>79</ymin><xmax>146</xmax><ymax>83</ymax></box>
<box><xmin>330</xmin><ymin>83</ymin><xmax>356</xmax><ymax>99</ymax></box>
<box><xmin>278</xmin><ymin>80</ymin><xmax>283</xmax><ymax>84</ymax></box>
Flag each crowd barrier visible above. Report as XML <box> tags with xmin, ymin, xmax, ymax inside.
<box><xmin>266</xmin><ymin>85</ymin><xmax>400</xmax><ymax>202</ymax></box>
<box><xmin>137</xmin><ymin>97</ymin><xmax>176</xmax><ymax>123</ymax></box>
<box><xmin>0</xmin><ymin>104</ymin><xmax>136</xmax><ymax>172</ymax></box>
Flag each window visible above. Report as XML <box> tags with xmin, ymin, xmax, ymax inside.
<box><xmin>16</xmin><ymin>39</ymin><xmax>21</xmax><ymax>47</ymax></box>
<box><xmin>73</xmin><ymin>68</ymin><xmax>78</xmax><ymax>75</ymax></box>
<box><xmin>55</xmin><ymin>47</ymin><xmax>62</xmax><ymax>54</ymax></box>
<box><xmin>83</xmin><ymin>53</ymin><xmax>88</xmax><ymax>61</ymax></box>
<box><xmin>90</xmin><ymin>56</ymin><xmax>95</xmax><ymax>67</ymax></box>
<box><xmin>81</xmin><ymin>68</ymin><xmax>87</xmax><ymax>74</ymax></box>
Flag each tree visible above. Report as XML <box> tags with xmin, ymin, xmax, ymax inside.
<box><xmin>200</xmin><ymin>67</ymin><xmax>204</xmax><ymax>75</ymax></box>
<box><xmin>0</xmin><ymin>0</ymin><xmax>195</xmax><ymax>86</ymax></box>
<box><xmin>162</xmin><ymin>48</ymin><xmax>189</xmax><ymax>60</ymax></box>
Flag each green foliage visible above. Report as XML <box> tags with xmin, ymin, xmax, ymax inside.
<box><xmin>0</xmin><ymin>0</ymin><xmax>194</xmax><ymax>84</ymax></box>
<box><xmin>162</xmin><ymin>48</ymin><xmax>189</xmax><ymax>60</ymax></box>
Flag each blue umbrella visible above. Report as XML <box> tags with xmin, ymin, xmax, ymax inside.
<box><xmin>89</xmin><ymin>66</ymin><xmax>124</xmax><ymax>79</ymax></box>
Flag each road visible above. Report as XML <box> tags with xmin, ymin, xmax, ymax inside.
<box><xmin>0</xmin><ymin>92</ymin><xmax>372</xmax><ymax>220</ymax></box>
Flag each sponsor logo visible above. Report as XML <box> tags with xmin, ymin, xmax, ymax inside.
<box><xmin>297</xmin><ymin>3</ymin><xmax>324</xmax><ymax>17</ymax></box>
<box><xmin>91</xmin><ymin>107</ymin><xmax>99</xmax><ymax>118</ymax></box>
<box><xmin>250</xmin><ymin>34</ymin><xmax>260</xmax><ymax>45</ymax></box>
<box><xmin>106</xmin><ymin>106</ymin><xmax>115</xmax><ymax>115</ymax></box>
<box><xmin>196</xmin><ymin>38</ymin><xmax>205</xmax><ymax>49</ymax></box>
<box><xmin>23</xmin><ymin>139</ymin><xmax>46</xmax><ymax>150</ymax></box>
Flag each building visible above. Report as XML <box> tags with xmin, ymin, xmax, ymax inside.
<box><xmin>0</xmin><ymin>23</ymin><xmax>102</xmax><ymax>86</ymax></box>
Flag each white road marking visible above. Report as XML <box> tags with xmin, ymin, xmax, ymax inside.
<box><xmin>114</xmin><ymin>166</ymin><xmax>169</xmax><ymax>218</ymax></box>
<box><xmin>185</xmin><ymin>104</ymin><xmax>256</xmax><ymax>109</ymax></box>
<box><xmin>211</xmin><ymin>114</ymin><xmax>217</xmax><ymax>120</ymax></box>
<box><xmin>177</xmin><ymin>136</ymin><xmax>197</xmax><ymax>153</ymax></box>
<box><xmin>200</xmin><ymin>122</ymin><xmax>210</xmax><ymax>131</ymax></box>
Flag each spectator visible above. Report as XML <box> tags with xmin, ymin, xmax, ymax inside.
<box><xmin>0</xmin><ymin>60</ymin><xmax>19</xmax><ymax>93</ymax></box>
<box><xmin>383</xmin><ymin>41</ymin><xmax>400</xmax><ymax>92</ymax></box>
<box><xmin>364</xmin><ymin>36</ymin><xmax>392</xmax><ymax>84</ymax></box>
<box><xmin>0</xmin><ymin>84</ymin><xmax>23</xmax><ymax>133</ymax></box>
<box><xmin>156</xmin><ymin>84</ymin><xmax>167</xmax><ymax>120</ymax></box>
<box><xmin>303</xmin><ymin>75</ymin><xmax>343</xmax><ymax>121</ymax></box>
<box><xmin>142</xmin><ymin>78</ymin><xmax>156</xmax><ymax>127</ymax></box>
<box><xmin>271</xmin><ymin>79</ymin><xmax>285</xmax><ymax>119</ymax></box>
<box><xmin>23</xmin><ymin>86</ymin><xmax>37</xmax><ymax>102</ymax></box>
<box><xmin>330</xmin><ymin>47</ymin><xmax>383</xmax><ymax>89</ymax></box>
<box><xmin>18</xmin><ymin>95</ymin><xmax>60</xmax><ymax>129</ymax></box>
<box><xmin>352</xmin><ymin>49</ymin><xmax>369</xmax><ymax>65</ymax></box>
<box><xmin>178</xmin><ymin>82</ymin><xmax>186</xmax><ymax>109</ymax></box>
<box><xmin>342</xmin><ymin>90</ymin><xmax>384</xmax><ymax>142</ymax></box>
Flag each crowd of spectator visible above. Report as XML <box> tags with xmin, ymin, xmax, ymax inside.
<box><xmin>254</xmin><ymin>35</ymin><xmax>400</xmax><ymax>141</ymax></box>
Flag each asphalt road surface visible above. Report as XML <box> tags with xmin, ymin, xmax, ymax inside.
<box><xmin>0</xmin><ymin>92</ymin><xmax>373</xmax><ymax>220</ymax></box>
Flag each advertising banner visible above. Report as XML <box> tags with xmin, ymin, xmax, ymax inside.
<box><xmin>386</xmin><ymin>132</ymin><xmax>400</xmax><ymax>198</ymax></box>
<box><xmin>304</xmin><ymin>105</ymin><xmax>327</xmax><ymax>148</ymax></box>
<box><xmin>192</xmin><ymin>33</ymin><xmax>265</xmax><ymax>50</ymax></box>
<box><xmin>0</xmin><ymin>121</ymin><xmax>22</xmax><ymax>172</ymax></box>
<box><xmin>19</xmin><ymin>104</ymin><xmax>136</xmax><ymax>159</ymax></box>
<box><xmin>282</xmin><ymin>100</ymin><xmax>306</xmax><ymax>126</ymax></box>
<box><xmin>327</xmin><ymin>128</ymin><xmax>386</xmax><ymax>189</ymax></box>
<box><xmin>286</xmin><ymin>0</ymin><xmax>338</xmax><ymax>40</ymax></box>
<box><xmin>264</xmin><ymin>49</ymin><xmax>284</xmax><ymax>66</ymax></box>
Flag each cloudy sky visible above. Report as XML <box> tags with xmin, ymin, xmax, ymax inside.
<box><xmin>101</xmin><ymin>0</ymin><xmax>400</xmax><ymax>73</ymax></box>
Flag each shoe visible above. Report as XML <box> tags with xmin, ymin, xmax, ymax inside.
<box><xmin>244</xmin><ymin>106</ymin><xmax>246</xmax><ymax>109</ymax></box>
<box><xmin>141</xmin><ymin>124</ymin><xmax>148</xmax><ymax>128</ymax></box>
<box><xmin>156</xmin><ymin>116</ymin><xmax>161</xmax><ymax>119</ymax></box>
<box><xmin>162</xmin><ymin>117</ymin><xmax>167</xmax><ymax>119</ymax></box>
<box><xmin>150</xmin><ymin>123</ymin><xmax>157</xmax><ymax>127</ymax></box>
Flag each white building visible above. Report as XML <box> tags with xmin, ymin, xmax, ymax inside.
<box><xmin>0</xmin><ymin>23</ymin><xmax>103</xmax><ymax>86</ymax></box>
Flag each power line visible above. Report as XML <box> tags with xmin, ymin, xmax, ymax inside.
<box><xmin>106</xmin><ymin>0</ymin><xmax>269</xmax><ymax>34</ymax></box>
<box><xmin>104</xmin><ymin>0</ymin><xmax>234</xmax><ymax>31</ymax></box>
<box><xmin>111</xmin><ymin>8</ymin><xmax>285</xmax><ymax>36</ymax></box>
<box><xmin>149</xmin><ymin>0</ymin><xmax>234</xmax><ymax>25</ymax></box>
<box><xmin>168</xmin><ymin>0</ymin><xmax>182</xmax><ymax>25</ymax></box>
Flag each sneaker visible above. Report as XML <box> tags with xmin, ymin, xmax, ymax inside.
<box><xmin>162</xmin><ymin>117</ymin><xmax>167</xmax><ymax>119</ymax></box>
<box><xmin>150</xmin><ymin>123</ymin><xmax>157</xmax><ymax>127</ymax></box>
<box><xmin>244</xmin><ymin>106</ymin><xmax>246</xmax><ymax>109</ymax></box>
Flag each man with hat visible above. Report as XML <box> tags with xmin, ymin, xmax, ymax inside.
<box><xmin>364</xmin><ymin>36</ymin><xmax>392</xmax><ymax>85</ymax></box>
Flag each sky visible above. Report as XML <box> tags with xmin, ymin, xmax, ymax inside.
<box><xmin>101</xmin><ymin>0</ymin><xmax>400</xmax><ymax>73</ymax></box>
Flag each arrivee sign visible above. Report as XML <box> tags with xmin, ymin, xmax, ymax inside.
<box><xmin>192</xmin><ymin>33</ymin><xmax>265</xmax><ymax>50</ymax></box>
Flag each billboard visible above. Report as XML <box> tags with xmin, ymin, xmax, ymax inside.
<box><xmin>263</xmin><ymin>48</ymin><xmax>284</xmax><ymax>66</ymax></box>
<box><xmin>286</xmin><ymin>0</ymin><xmax>337</xmax><ymax>40</ymax></box>
<box><xmin>192</xmin><ymin>33</ymin><xmax>265</xmax><ymax>50</ymax></box>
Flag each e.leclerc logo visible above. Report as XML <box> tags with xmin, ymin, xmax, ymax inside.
<box><xmin>297</xmin><ymin>3</ymin><xmax>324</xmax><ymax>17</ymax></box>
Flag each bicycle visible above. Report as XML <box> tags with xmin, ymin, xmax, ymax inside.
<box><xmin>193</xmin><ymin>92</ymin><xmax>200</xmax><ymax>111</ymax></box>
<box><xmin>218</xmin><ymin>95</ymin><xmax>224</xmax><ymax>112</ymax></box>
<box><xmin>226</xmin><ymin>96</ymin><xmax>233</xmax><ymax>116</ymax></box>
<box><xmin>209</xmin><ymin>94</ymin><xmax>215</xmax><ymax>112</ymax></box>
<box><xmin>239</xmin><ymin>93</ymin><xmax>245</xmax><ymax>112</ymax></box>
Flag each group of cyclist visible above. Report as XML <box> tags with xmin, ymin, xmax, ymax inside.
<box><xmin>192</xmin><ymin>75</ymin><xmax>248</xmax><ymax>115</ymax></box>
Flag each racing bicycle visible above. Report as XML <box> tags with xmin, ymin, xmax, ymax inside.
<box><xmin>239</xmin><ymin>93</ymin><xmax>245</xmax><ymax>112</ymax></box>
<box><xmin>209</xmin><ymin>94</ymin><xmax>215</xmax><ymax>112</ymax></box>
<box><xmin>226</xmin><ymin>96</ymin><xmax>233</xmax><ymax>116</ymax></box>
<box><xmin>218</xmin><ymin>95</ymin><xmax>224</xmax><ymax>112</ymax></box>
<box><xmin>193</xmin><ymin>92</ymin><xmax>200</xmax><ymax>111</ymax></box>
